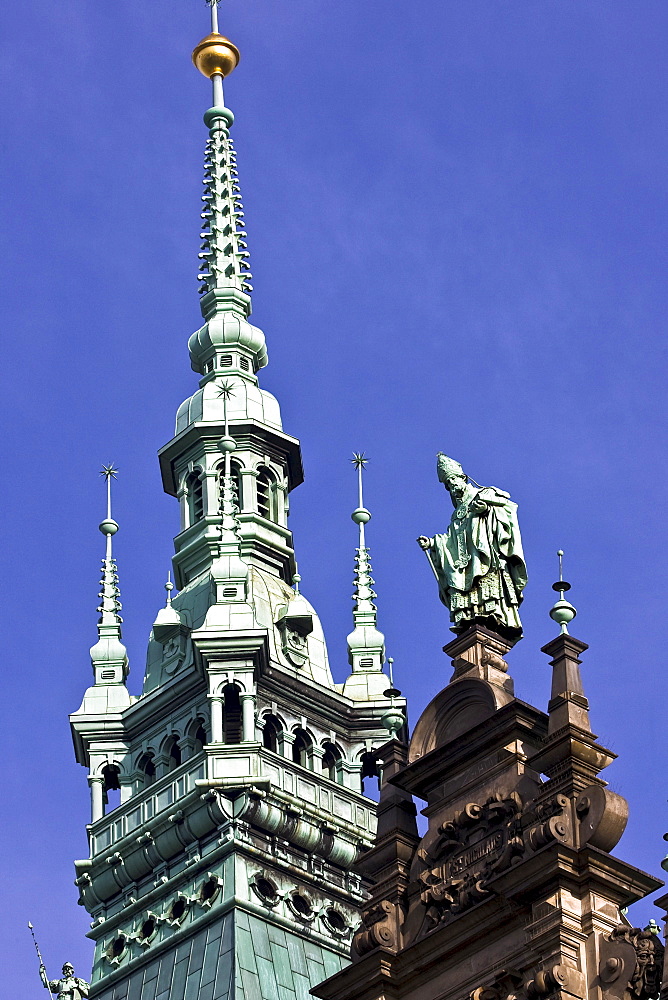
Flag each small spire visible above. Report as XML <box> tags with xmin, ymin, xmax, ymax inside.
<box><xmin>90</xmin><ymin>467</ymin><xmax>129</xmax><ymax>684</ymax></box>
<box><xmin>153</xmin><ymin>571</ymin><xmax>182</xmax><ymax>631</ymax></box>
<box><xmin>292</xmin><ymin>571</ymin><xmax>301</xmax><ymax>595</ymax></box>
<box><xmin>350</xmin><ymin>452</ymin><xmax>375</xmax><ymax>623</ymax></box>
<box><xmin>347</xmin><ymin>453</ymin><xmax>386</xmax><ymax>673</ymax></box>
<box><xmin>549</xmin><ymin>549</ymin><xmax>577</xmax><ymax>634</ymax></box>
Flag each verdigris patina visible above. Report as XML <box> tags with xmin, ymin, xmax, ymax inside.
<box><xmin>417</xmin><ymin>454</ymin><xmax>527</xmax><ymax>638</ymax></box>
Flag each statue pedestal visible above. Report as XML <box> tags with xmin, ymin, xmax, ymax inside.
<box><xmin>443</xmin><ymin>624</ymin><xmax>517</xmax><ymax>696</ymax></box>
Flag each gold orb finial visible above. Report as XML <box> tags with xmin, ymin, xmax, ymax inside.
<box><xmin>192</xmin><ymin>33</ymin><xmax>240</xmax><ymax>79</ymax></box>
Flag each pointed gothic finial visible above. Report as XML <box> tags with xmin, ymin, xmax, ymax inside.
<box><xmin>153</xmin><ymin>570</ymin><xmax>183</xmax><ymax>635</ymax></box>
<box><xmin>91</xmin><ymin>466</ymin><xmax>129</xmax><ymax>684</ymax></box>
<box><xmin>347</xmin><ymin>454</ymin><xmax>386</xmax><ymax>673</ymax></box>
<box><xmin>549</xmin><ymin>549</ymin><xmax>577</xmax><ymax>634</ymax></box>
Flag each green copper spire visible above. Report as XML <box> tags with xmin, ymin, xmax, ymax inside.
<box><xmin>346</xmin><ymin>453</ymin><xmax>386</xmax><ymax>673</ymax></box>
<box><xmin>549</xmin><ymin>549</ymin><xmax>577</xmax><ymax>634</ymax></box>
<box><xmin>90</xmin><ymin>466</ymin><xmax>129</xmax><ymax>685</ymax></box>
<box><xmin>189</xmin><ymin>13</ymin><xmax>268</xmax><ymax>378</ymax></box>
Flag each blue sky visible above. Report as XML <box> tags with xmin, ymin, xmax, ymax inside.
<box><xmin>3</xmin><ymin>1</ymin><xmax>668</xmax><ymax>993</ymax></box>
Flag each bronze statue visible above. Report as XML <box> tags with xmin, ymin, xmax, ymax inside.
<box><xmin>418</xmin><ymin>454</ymin><xmax>527</xmax><ymax>638</ymax></box>
<box><xmin>41</xmin><ymin>963</ymin><xmax>90</xmax><ymax>999</ymax></box>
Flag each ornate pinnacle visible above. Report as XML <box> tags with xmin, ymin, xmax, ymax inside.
<box><xmin>549</xmin><ymin>549</ymin><xmax>577</xmax><ymax>634</ymax></box>
<box><xmin>350</xmin><ymin>452</ymin><xmax>375</xmax><ymax>623</ymax></box>
<box><xmin>97</xmin><ymin>465</ymin><xmax>121</xmax><ymax>624</ymax></box>
<box><xmin>346</xmin><ymin>454</ymin><xmax>385</xmax><ymax>673</ymax></box>
<box><xmin>91</xmin><ymin>467</ymin><xmax>129</xmax><ymax>683</ymax></box>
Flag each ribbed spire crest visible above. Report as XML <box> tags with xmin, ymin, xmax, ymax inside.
<box><xmin>97</xmin><ymin>556</ymin><xmax>123</xmax><ymax>627</ymax></box>
<box><xmin>352</xmin><ymin>545</ymin><xmax>378</xmax><ymax>626</ymax></box>
<box><xmin>198</xmin><ymin>118</ymin><xmax>252</xmax><ymax>299</ymax></box>
<box><xmin>219</xmin><ymin>462</ymin><xmax>242</xmax><ymax>546</ymax></box>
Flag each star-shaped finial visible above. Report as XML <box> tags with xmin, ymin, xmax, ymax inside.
<box><xmin>351</xmin><ymin>452</ymin><xmax>368</xmax><ymax>470</ymax></box>
<box><xmin>100</xmin><ymin>464</ymin><xmax>119</xmax><ymax>480</ymax></box>
<box><xmin>216</xmin><ymin>379</ymin><xmax>235</xmax><ymax>401</ymax></box>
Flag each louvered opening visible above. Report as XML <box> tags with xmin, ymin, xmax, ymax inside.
<box><xmin>222</xmin><ymin>684</ymin><xmax>242</xmax><ymax>744</ymax></box>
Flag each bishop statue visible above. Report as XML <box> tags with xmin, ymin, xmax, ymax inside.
<box><xmin>418</xmin><ymin>454</ymin><xmax>527</xmax><ymax>638</ymax></box>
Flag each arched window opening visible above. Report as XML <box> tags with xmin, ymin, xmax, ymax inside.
<box><xmin>222</xmin><ymin>684</ymin><xmax>242</xmax><ymax>744</ymax></box>
<box><xmin>256</xmin><ymin>466</ymin><xmax>277</xmax><ymax>521</ymax></box>
<box><xmin>218</xmin><ymin>460</ymin><xmax>243</xmax><ymax>512</ymax></box>
<box><xmin>360</xmin><ymin>751</ymin><xmax>380</xmax><ymax>801</ymax></box>
<box><xmin>187</xmin><ymin>468</ymin><xmax>204</xmax><ymax>524</ymax></box>
<box><xmin>292</xmin><ymin>728</ymin><xmax>312</xmax><ymax>770</ymax></box>
<box><xmin>322</xmin><ymin>742</ymin><xmax>342</xmax><ymax>784</ymax></box>
<box><xmin>262</xmin><ymin>714</ymin><xmax>281</xmax><ymax>754</ymax></box>
<box><xmin>102</xmin><ymin>764</ymin><xmax>121</xmax><ymax>812</ymax></box>
<box><xmin>137</xmin><ymin>752</ymin><xmax>156</xmax><ymax>788</ymax></box>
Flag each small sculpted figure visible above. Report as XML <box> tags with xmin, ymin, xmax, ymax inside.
<box><xmin>417</xmin><ymin>454</ymin><xmax>527</xmax><ymax>638</ymax></box>
<box><xmin>41</xmin><ymin>962</ymin><xmax>90</xmax><ymax>999</ymax></box>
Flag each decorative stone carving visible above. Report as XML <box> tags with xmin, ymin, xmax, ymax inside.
<box><xmin>351</xmin><ymin>900</ymin><xmax>401</xmax><ymax>958</ymax></box>
<box><xmin>599</xmin><ymin>926</ymin><xmax>664</xmax><ymax>1000</ymax></box>
<box><xmin>416</xmin><ymin>793</ymin><xmax>524</xmax><ymax>925</ymax></box>
<box><xmin>526</xmin><ymin>963</ymin><xmax>586</xmax><ymax>1000</ymax></box>
<box><xmin>413</xmin><ymin>791</ymin><xmax>573</xmax><ymax>934</ymax></box>
<box><xmin>275</xmin><ymin>604</ymin><xmax>313</xmax><ymax>667</ymax></box>
<box><xmin>576</xmin><ymin>785</ymin><xmax>628</xmax><ymax>852</ymax></box>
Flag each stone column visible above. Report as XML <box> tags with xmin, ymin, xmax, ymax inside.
<box><xmin>210</xmin><ymin>696</ymin><xmax>224</xmax><ymax>744</ymax></box>
<box><xmin>276</xmin><ymin>483</ymin><xmax>289</xmax><ymax>527</ymax></box>
<box><xmin>280</xmin><ymin>730</ymin><xmax>295</xmax><ymax>760</ymax></box>
<box><xmin>239</xmin><ymin>468</ymin><xmax>255</xmax><ymax>513</ymax></box>
<box><xmin>241</xmin><ymin>692</ymin><xmax>256</xmax><ymax>742</ymax></box>
<box><xmin>311</xmin><ymin>744</ymin><xmax>325</xmax><ymax>774</ymax></box>
<box><xmin>203</xmin><ymin>469</ymin><xmax>220</xmax><ymax>518</ymax></box>
<box><xmin>90</xmin><ymin>775</ymin><xmax>105</xmax><ymax>823</ymax></box>
<box><xmin>241</xmin><ymin>468</ymin><xmax>258</xmax><ymax>514</ymax></box>
<box><xmin>177</xmin><ymin>482</ymin><xmax>188</xmax><ymax>532</ymax></box>
<box><xmin>119</xmin><ymin>776</ymin><xmax>133</xmax><ymax>805</ymax></box>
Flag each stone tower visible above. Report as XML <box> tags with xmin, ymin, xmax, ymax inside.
<box><xmin>314</xmin><ymin>584</ymin><xmax>665</xmax><ymax>1000</ymax></box>
<box><xmin>68</xmin><ymin>15</ymin><xmax>401</xmax><ymax>1000</ymax></box>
